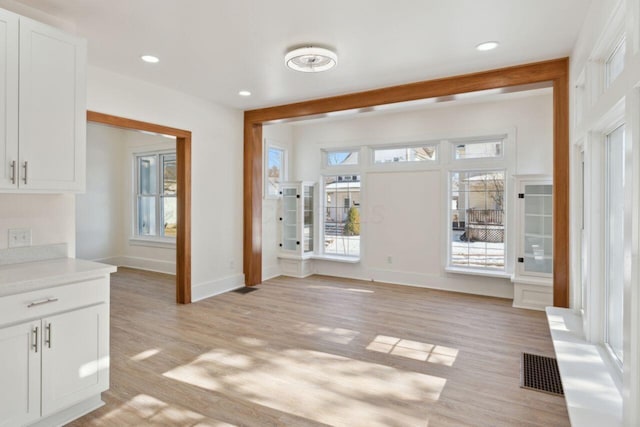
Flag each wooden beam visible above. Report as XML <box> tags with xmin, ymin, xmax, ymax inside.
<box><xmin>243</xmin><ymin>58</ymin><xmax>570</xmax><ymax>306</ymax></box>
<box><xmin>245</xmin><ymin>58</ymin><xmax>568</xmax><ymax>124</ymax></box>
<box><xmin>243</xmin><ymin>119</ymin><xmax>262</xmax><ymax>286</ymax></box>
<box><xmin>87</xmin><ymin>111</ymin><xmax>192</xmax><ymax>304</ymax></box>
<box><xmin>553</xmin><ymin>69</ymin><xmax>570</xmax><ymax>308</ymax></box>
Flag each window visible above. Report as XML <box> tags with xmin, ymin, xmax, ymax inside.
<box><xmin>323</xmin><ymin>175</ymin><xmax>361</xmax><ymax>257</ymax></box>
<box><xmin>604</xmin><ymin>124</ymin><xmax>625</xmax><ymax>364</ymax></box>
<box><xmin>454</xmin><ymin>140</ymin><xmax>503</xmax><ymax>160</ymax></box>
<box><xmin>605</xmin><ymin>38</ymin><xmax>625</xmax><ymax>88</ymax></box>
<box><xmin>135</xmin><ymin>151</ymin><xmax>177</xmax><ymax>239</ymax></box>
<box><xmin>265</xmin><ymin>144</ymin><xmax>286</xmax><ymax>198</ymax></box>
<box><xmin>373</xmin><ymin>144</ymin><xmax>437</xmax><ymax>164</ymax></box>
<box><xmin>324</xmin><ymin>149</ymin><xmax>359</xmax><ymax>167</ymax></box>
<box><xmin>450</xmin><ymin>170</ymin><xmax>505</xmax><ymax>270</ymax></box>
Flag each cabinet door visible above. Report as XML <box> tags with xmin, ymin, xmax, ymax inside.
<box><xmin>19</xmin><ymin>17</ymin><xmax>86</xmax><ymax>191</ymax></box>
<box><xmin>41</xmin><ymin>304</ymin><xmax>109</xmax><ymax>416</ymax></box>
<box><xmin>0</xmin><ymin>320</ymin><xmax>41</xmax><ymax>427</ymax></box>
<box><xmin>0</xmin><ymin>9</ymin><xmax>18</xmax><ymax>190</ymax></box>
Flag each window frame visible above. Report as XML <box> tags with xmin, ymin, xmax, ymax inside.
<box><xmin>264</xmin><ymin>140</ymin><xmax>288</xmax><ymax>199</ymax></box>
<box><xmin>605</xmin><ymin>36</ymin><xmax>626</xmax><ymax>89</ymax></box>
<box><xmin>445</xmin><ymin>132</ymin><xmax>513</xmax><ymax>277</ymax></box>
<box><xmin>132</xmin><ymin>149</ymin><xmax>177</xmax><ymax>244</ymax></box>
<box><xmin>320</xmin><ymin>173</ymin><xmax>362</xmax><ymax>260</ymax></box>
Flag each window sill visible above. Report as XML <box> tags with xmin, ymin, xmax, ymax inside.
<box><xmin>444</xmin><ymin>266</ymin><xmax>511</xmax><ymax>279</ymax></box>
<box><xmin>545</xmin><ymin>307</ymin><xmax>622</xmax><ymax>427</ymax></box>
<box><xmin>311</xmin><ymin>254</ymin><xmax>360</xmax><ymax>264</ymax></box>
<box><xmin>129</xmin><ymin>237</ymin><xmax>176</xmax><ymax>249</ymax></box>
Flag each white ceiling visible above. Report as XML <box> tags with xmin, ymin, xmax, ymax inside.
<box><xmin>14</xmin><ymin>0</ymin><xmax>589</xmax><ymax>110</ymax></box>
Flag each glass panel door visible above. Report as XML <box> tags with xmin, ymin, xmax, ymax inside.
<box><xmin>282</xmin><ymin>188</ymin><xmax>297</xmax><ymax>251</ymax></box>
<box><xmin>303</xmin><ymin>185</ymin><xmax>314</xmax><ymax>253</ymax></box>
<box><xmin>523</xmin><ymin>184</ymin><xmax>553</xmax><ymax>275</ymax></box>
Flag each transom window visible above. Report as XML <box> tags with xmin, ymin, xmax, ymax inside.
<box><xmin>454</xmin><ymin>140</ymin><xmax>503</xmax><ymax>160</ymax></box>
<box><xmin>605</xmin><ymin>38</ymin><xmax>625</xmax><ymax>88</ymax></box>
<box><xmin>373</xmin><ymin>144</ymin><xmax>437</xmax><ymax>163</ymax></box>
<box><xmin>450</xmin><ymin>170</ymin><xmax>505</xmax><ymax>270</ymax></box>
<box><xmin>323</xmin><ymin>175</ymin><xmax>361</xmax><ymax>257</ymax></box>
<box><xmin>135</xmin><ymin>151</ymin><xmax>177</xmax><ymax>239</ymax></box>
<box><xmin>324</xmin><ymin>149</ymin><xmax>359</xmax><ymax>167</ymax></box>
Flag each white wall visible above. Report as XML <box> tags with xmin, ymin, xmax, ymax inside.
<box><xmin>76</xmin><ymin>123</ymin><xmax>177</xmax><ymax>274</ymax></box>
<box><xmin>282</xmin><ymin>92</ymin><xmax>553</xmax><ymax>298</ymax></box>
<box><xmin>76</xmin><ymin>124</ymin><xmax>125</xmax><ymax>261</ymax></box>
<box><xmin>262</xmin><ymin>124</ymin><xmax>294</xmax><ymax>280</ymax></box>
<box><xmin>570</xmin><ymin>0</ymin><xmax>640</xmax><ymax>424</ymax></box>
<box><xmin>86</xmin><ymin>66</ymin><xmax>244</xmax><ymax>300</ymax></box>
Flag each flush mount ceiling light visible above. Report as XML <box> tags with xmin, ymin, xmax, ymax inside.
<box><xmin>285</xmin><ymin>46</ymin><xmax>337</xmax><ymax>73</ymax></box>
<box><xmin>238</xmin><ymin>90</ymin><xmax>252</xmax><ymax>97</ymax></box>
<box><xmin>140</xmin><ymin>54</ymin><xmax>160</xmax><ymax>63</ymax></box>
<box><xmin>476</xmin><ymin>41</ymin><xmax>499</xmax><ymax>51</ymax></box>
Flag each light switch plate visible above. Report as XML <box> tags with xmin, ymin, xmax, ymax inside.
<box><xmin>8</xmin><ymin>228</ymin><xmax>31</xmax><ymax>248</ymax></box>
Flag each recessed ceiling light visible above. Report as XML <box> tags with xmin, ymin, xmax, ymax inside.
<box><xmin>476</xmin><ymin>41</ymin><xmax>499</xmax><ymax>52</ymax></box>
<box><xmin>140</xmin><ymin>55</ymin><xmax>160</xmax><ymax>63</ymax></box>
<box><xmin>238</xmin><ymin>90</ymin><xmax>252</xmax><ymax>97</ymax></box>
<box><xmin>285</xmin><ymin>46</ymin><xmax>337</xmax><ymax>73</ymax></box>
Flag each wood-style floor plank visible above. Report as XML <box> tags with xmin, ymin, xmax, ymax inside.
<box><xmin>68</xmin><ymin>269</ymin><xmax>569</xmax><ymax>427</ymax></box>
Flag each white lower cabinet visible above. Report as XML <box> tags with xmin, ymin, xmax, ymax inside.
<box><xmin>0</xmin><ymin>321</ymin><xmax>40</xmax><ymax>427</ymax></box>
<box><xmin>0</xmin><ymin>273</ymin><xmax>111</xmax><ymax>426</ymax></box>
<box><xmin>41</xmin><ymin>304</ymin><xmax>109</xmax><ymax>417</ymax></box>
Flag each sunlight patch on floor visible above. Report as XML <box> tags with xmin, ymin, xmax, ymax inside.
<box><xmin>131</xmin><ymin>348</ymin><xmax>161</xmax><ymax>361</ymax></box>
<box><xmin>293</xmin><ymin>320</ymin><xmax>360</xmax><ymax>344</ymax></box>
<box><xmin>366</xmin><ymin>335</ymin><xmax>459</xmax><ymax>366</ymax></box>
<box><xmin>96</xmin><ymin>394</ymin><xmax>235</xmax><ymax>426</ymax></box>
<box><xmin>163</xmin><ymin>346</ymin><xmax>445</xmax><ymax>426</ymax></box>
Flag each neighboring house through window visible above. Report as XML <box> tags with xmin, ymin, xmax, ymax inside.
<box><xmin>135</xmin><ymin>151</ymin><xmax>177</xmax><ymax>239</ymax></box>
<box><xmin>323</xmin><ymin>175</ymin><xmax>361</xmax><ymax>257</ymax></box>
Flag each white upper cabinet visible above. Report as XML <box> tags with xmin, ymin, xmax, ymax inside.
<box><xmin>0</xmin><ymin>10</ymin><xmax>86</xmax><ymax>192</ymax></box>
<box><xmin>0</xmin><ymin>9</ymin><xmax>19</xmax><ymax>190</ymax></box>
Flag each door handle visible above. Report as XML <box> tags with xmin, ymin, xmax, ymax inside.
<box><xmin>10</xmin><ymin>160</ymin><xmax>16</xmax><ymax>184</ymax></box>
<box><xmin>22</xmin><ymin>161</ymin><xmax>28</xmax><ymax>184</ymax></box>
<box><xmin>45</xmin><ymin>323</ymin><xmax>52</xmax><ymax>349</ymax></box>
<box><xmin>32</xmin><ymin>326</ymin><xmax>39</xmax><ymax>353</ymax></box>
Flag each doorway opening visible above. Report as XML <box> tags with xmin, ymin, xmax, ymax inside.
<box><xmin>82</xmin><ymin>112</ymin><xmax>192</xmax><ymax>304</ymax></box>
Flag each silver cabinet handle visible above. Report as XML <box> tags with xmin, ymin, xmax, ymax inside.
<box><xmin>10</xmin><ymin>160</ymin><xmax>16</xmax><ymax>184</ymax></box>
<box><xmin>45</xmin><ymin>323</ymin><xmax>52</xmax><ymax>348</ymax></box>
<box><xmin>27</xmin><ymin>297</ymin><xmax>59</xmax><ymax>308</ymax></box>
<box><xmin>22</xmin><ymin>161</ymin><xmax>27</xmax><ymax>184</ymax></box>
<box><xmin>32</xmin><ymin>326</ymin><xmax>39</xmax><ymax>353</ymax></box>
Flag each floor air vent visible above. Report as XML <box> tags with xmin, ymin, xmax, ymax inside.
<box><xmin>520</xmin><ymin>353</ymin><xmax>564</xmax><ymax>396</ymax></box>
<box><xmin>232</xmin><ymin>287</ymin><xmax>259</xmax><ymax>294</ymax></box>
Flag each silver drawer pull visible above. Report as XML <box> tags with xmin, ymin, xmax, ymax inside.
<box><xmin>27</xmin><ymin>297</ymin><xmax>59</xmax><ymax>308</ymax></box>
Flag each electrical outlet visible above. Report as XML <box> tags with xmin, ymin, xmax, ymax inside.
<box><xmin>8</xmin><ymin>228</ymin><xmax>31</xmax><ymax>248</ymax></box>
<box><xmin>387</xmin><ymin>255</ymin><xmax>393</xmax><ymax>264</ymax></box>
<box><xmin>229</xmin><ymin>260</ymin><xmax>235</xmax><ymax>270</ymax></box>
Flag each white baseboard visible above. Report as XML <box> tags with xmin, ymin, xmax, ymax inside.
<box><xmin>313</xmin><ymin>266</ymin><xmax>513</xmax><ymax>299</ymax></box>
<box><xmin>94</xmin><ymin>256</ymin><xmax>176</xmax><ymax>275</ymax></box>
<box><xmin>192</xmin><ymin>273</ymin><xmax>245</xmax><ymax>302</ymax></box>
<box><xmin>262</xmin><ymin>263</ymin><xmax>282</xmax><ymax>281</ymax></box>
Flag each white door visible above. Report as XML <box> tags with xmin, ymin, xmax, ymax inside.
<box><xmin>41</xmin><ymin>304</ymin><xmax>109</xmax><ymax>416</ymax></box>
<box><xmin>0</xmin><ymin>9</ymin><xmax>19</xmax><ymax>190</ymax></box>
<box><xmin>0</xmin><ymin>320</ymin><xmax>41</xmax><ymax>427</ymax></box>
<box><xmin>18</xmin><ymin>16</ymin><xmax>86</xmax><ymax>191</ymax></box>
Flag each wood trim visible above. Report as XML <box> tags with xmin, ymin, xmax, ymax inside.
<box><xmin>244</xmin><ymin>58</ymin><xmax>570</xmax><ymax>308</ymax></box>
<box><xmin>87</xmin><ymin>111</ymin><xmax>192</xmax><ymax>304</ymax></box>
<box><xmin>243</xmin><ymin>120</ymin><xmax>262</xmax><ymax>286</ymax></box>
<box><xmin>553</xmin><ymin>73</ymin><xmax>570</xmax><ymax>308</ymax></box>
<box><xmin>245</xmin><ymin>58</ymin><xmax>568</xmax><ymax>124</ymax></box>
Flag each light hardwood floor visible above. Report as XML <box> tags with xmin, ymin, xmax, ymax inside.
<box><xmin>69</xmin><ymin>268</ymin><xmax>569</xmax><ymax>427</ymax></box>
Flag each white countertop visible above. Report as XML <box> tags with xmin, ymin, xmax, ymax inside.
<box><xmin>546</xmin><ymin>307</ymin><xmax>622</xmax><ymax>427</ymax></box>
<box><xmin>0</xmin><ymin>258</ymin><xmax>117</xmax><ymax>297</ymax></box>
